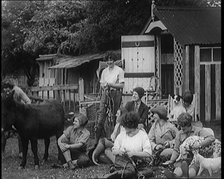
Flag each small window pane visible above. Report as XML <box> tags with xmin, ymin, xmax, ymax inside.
<box><xmin>200</xmin><ymin>49</ymin><xmax>211</xmax><ymax>62</ymax></box>
<box><xmin>213</xmin><ymin>48</ymin><xmax>221</xmax><ymax>61</ymax></box>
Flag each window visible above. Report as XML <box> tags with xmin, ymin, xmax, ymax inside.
<box><xmin>200</xmin><ymin>47</ymin><xmax>221</xmax><ymax>64</ymax></box>
<box><xmin>200</xmin><ymin>49</ymin><xmax>211</xmax><ymax>62</ymax></box>
<box><xmin>213</xmin><ymin>48</ymin><xmax>221</xmax><ymax>61</ymax></box>
<box><xmin>161</xmin><ymin>34</ymin><xmax>174</xmax><ymax>54</ymax></box>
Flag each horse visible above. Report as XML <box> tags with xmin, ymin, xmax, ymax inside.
<box><xmin>1</xmin><ymin>90</ymin><xmax>65</xmax><ymax>169</ymax></box>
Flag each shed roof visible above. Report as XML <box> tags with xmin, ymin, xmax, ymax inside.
<box><xmin>49</xmin><ymin>53</ymin><xmax>104</xmax><ymax>69</ymax></box>
<box><xmin>36</xmin><ymin>54</ymin><xmax>57</xmax><ymax>61</ymax></box>
<box><xmin>152</xmin><ymin>7</ymin><xmax>221</xmax><ymax>46</ymax></box>
<box><xmin>49</xmin><ymin>50</ymin><xmax>121</xmax><ymax>69</ymax></box>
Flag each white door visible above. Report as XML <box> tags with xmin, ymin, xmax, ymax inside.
<box><xmin>121</xmin><ymin>35</ymin><xmax>155</xmax><ymax>94</ymax></box>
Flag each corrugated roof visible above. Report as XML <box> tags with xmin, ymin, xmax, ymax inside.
<box><xmin>49</xmin><ymin>50</ymin><xmax>121</xmax><ymax>69</ymax></box>
<box><xmin>154</xmin><ymin>7</ymin><xmax>221</xmax><ymax>45</ymax></box>
<box><xmin>49</xmin><ymin>53</ymin><xmax>105</xmax><ymax>69</ymax></box>
<box><xmin>36</xmin><ymin>54</ymin><xmax>57</xmax><ymax>61</ymax></box>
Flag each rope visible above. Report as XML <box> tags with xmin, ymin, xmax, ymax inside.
<box><xmin>121</xmin><ymin>161</ymin><xmax>129</xmax><ymax>178</ymax></box>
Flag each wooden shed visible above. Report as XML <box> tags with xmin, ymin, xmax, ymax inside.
<box><xmin>141</xmin><ymin>7</ymin><xmax>221</xmax><ymax>123</ymax></box>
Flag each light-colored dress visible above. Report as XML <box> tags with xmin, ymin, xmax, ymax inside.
<box><xmin>113</xmin><ymin>129</ymin><xmax>152</xmax><ymax>155</ymax></box>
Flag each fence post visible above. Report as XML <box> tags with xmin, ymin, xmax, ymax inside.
<box><xmin>79</xmin><ymin>78</ymin><xmax>84</xmax><ymax>101</ymax></box>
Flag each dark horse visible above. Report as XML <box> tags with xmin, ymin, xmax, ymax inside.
<box><xmin>2</xmin><ymin>90</ymin><xmax>64</xmax><ymax>169</ymax></box>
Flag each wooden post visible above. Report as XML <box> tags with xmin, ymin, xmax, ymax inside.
<box><xmin>68</xmin><ymin>90</ymin><xmax>71</xmax><ymax>111</ymax></box>
<box><xmin>194</xmin><ymin>46</ymin><xmax>200</xmax><ymax>120</ymax></box>
<box><xmin>205</xmin><ymin>65</ymin><xmax>211</xmax><ymax>122</ymax></box>
<box><xmin>79</xmin><ymin>78</ymin><xmax>84</xmax><ymax>101</ymax></box>
<box><xmin>156</xmin><ymin>35</ymin><xmax>161</xmax><ymax>98</ymax></box>
<box><xmin>74</xmin><ymin>89</ymin><xmax>76</xmax><ymax>112</ymax></box>
<box><xmin>184</xmin><ymin>46</ymin><xmax>190</xmax><ymax>91</ymax></box>
<box><xmin>215</xmin><ymin>64</ymin><xmax>221</xmax><ymax>121</ymax></box>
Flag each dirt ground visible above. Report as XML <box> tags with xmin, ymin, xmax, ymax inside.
<box><xmin>1</xmin><ymin>122</ymin><xmax>221</xmax><ymax>179</ymax></box>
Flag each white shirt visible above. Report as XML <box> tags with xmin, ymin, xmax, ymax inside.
<box><xmin>13</xmin><ymin>86</ymin><xmax>31</xmax><ymax>104</ymax></box>
<box><xmin>113</xmin><ymin>129</ymin><xmax>152</xmax><ymax>155</ymax></box>
<box><xmin>100</xmin><ymin>65</ymin><xmax>124</xmax><ymax>87</ymax></box>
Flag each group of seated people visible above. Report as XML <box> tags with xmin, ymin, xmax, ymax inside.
<box><xmin>57</xmin><ymin>87</ymin><xmax>220</xmax><ymax>178</ymax></box>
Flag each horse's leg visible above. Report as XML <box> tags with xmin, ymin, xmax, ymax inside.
<box><xmin>18</xmin><ymin>134</ymin><xmax>23</xmax><ymax>158</ymax></box>
<box><xmin>19</xmin><ymin>137</ymin><xmax>29</xmax><ymax>169</ymax></box>
<box><xmin>43</xmin><ymin>138</ymin><xmax>50</xmax><ymax>161</ymax></box>
<box><xmin>1</xmin><ymin>131</ymin><xmax>7</xmax><ymax>153</ymax></box>
<box><xmin>30</xmin><ymin>139</ymin><xmax>39</xmax><ymax>169</ymax></box>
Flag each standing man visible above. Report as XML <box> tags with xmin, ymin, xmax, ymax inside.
<box><xmin>95</xmin><ymin>51</ymin><xmax>124</xmax><ymax>144</ymax></box>
<box><xmin>2</xmin><ymin>79</ymin><xmax>31</xmax><ymax>158</ymax></box>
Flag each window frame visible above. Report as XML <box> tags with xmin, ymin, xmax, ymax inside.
<box><xmin>200</xmin><ymin>46</ymin><xmax>221</xmax><ymax>65</ymax></box>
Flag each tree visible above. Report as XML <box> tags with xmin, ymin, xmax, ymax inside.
<box><xmin>2</xmin><ymin>1</ymin><xmax>41</xmax><ymax>86</ymax></box>
<box><xmin>2</xmin><ymin>0</ymin><xmax>221</xmax><ymax>86</ymax></box>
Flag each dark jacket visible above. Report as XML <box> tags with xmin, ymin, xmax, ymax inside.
<box><xmin>125</xmin><ymin>101</ymin><xmax>149</xmax><ymax>127</ymax></box>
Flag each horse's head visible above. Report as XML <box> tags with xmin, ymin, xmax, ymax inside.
<box><xmin>1</xmin><ymin>89</ymin><xmax>16</xmax><ymax>132</ymax></box>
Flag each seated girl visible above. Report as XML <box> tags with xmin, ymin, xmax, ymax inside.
<box><xmin>163</xmin><ymin>113</ymin><xmax>216</xmax><ymax>178</ymax></box>
<box><xmin>148</xmin><ymin>105</ymin><xmax>178</xmax><ymax>161</ymax></box>
<box><xmin>57</xmin><ymin>113</ymin><xmax>90</xmax><ymax>170</ymax></box>
<box><xmin>101</xmin><ymin>111</ymin><xmax>152</xmax><ymax>179</ymax></box>
<box><xmin>91</xmin><ymin>107</ymin><xmax>128</xmax><ymax>165</ymax></box>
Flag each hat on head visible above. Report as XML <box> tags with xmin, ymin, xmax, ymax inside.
<box><xmin>151</xmin><ymin>105</ymin><xmax>168</xmax><ymax>120</ymax></box>
<box><xmin>75</xmin><ymin>113</ymin><xmax>88</xmax><ymax>126</ymax></box>
<box><xmin>133</xmin><ymin>87</ymin><xmax>145</xmax><ymax>99</ymax></box>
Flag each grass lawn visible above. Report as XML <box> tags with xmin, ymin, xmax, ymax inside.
<box><xmin>2</xmin><ymin>122</ymin><xmax>221</xmax><ymax>179</ymax></box>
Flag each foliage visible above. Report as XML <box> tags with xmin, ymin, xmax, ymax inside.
<box><xmin>1</xmin><ymin>0</ymin><xmax>221</xmax><ymax>86</ymax></box>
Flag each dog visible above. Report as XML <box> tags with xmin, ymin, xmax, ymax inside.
<box><xmin>176</xmin><ymin>135</ymin><xmax>204</xmax><ymax>162</ymax></box>
<box><xmin>168</xmin><ymin>95</ymin><xmax>186</xmax><ymax>123</ymax></box>
<box><xmin>192</xmin><ymin>150</ymin><xmax>221</xmax><ymax>176</ymax></box>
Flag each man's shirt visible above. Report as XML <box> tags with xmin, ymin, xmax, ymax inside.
<box><xmin>13</xmin><ymin>86</ymin><xmax>31</xmax><ymax>104</ymax></box>
<box><xmin>100</xmin><ymin>65</ymin><xmax>124</xmax><ymax>87</ymax></box>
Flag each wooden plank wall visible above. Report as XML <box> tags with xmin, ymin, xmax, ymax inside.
<box><xmin>200</xmin><ymin>63</ymin><xmax>221</xmax><ymax>122</ymax></box>
<box><xmin>183</xmin><ymin>46</ymin><xmax>221</xmax><ymax>122</ymax></box>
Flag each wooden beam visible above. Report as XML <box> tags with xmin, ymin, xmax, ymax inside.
<box><xmin>215</xmin><ymin>64</ymin><xmax>221</xmax><ymax>121</ymax></box>
<box><xmin>205</xmin><ymin>65</ymin><xmax>211</xmax><ymax>122</ymax></box>
<box><xmin>30</xmin><ymin>84</ymin><xmax>78</xmax><ymax>92</ymax></box>
<box><xmin>194</xmin><ymin>46</ymin><xmax>200</xmax><ymax>120</ymax></box>
<box><xmin>124</xmin><ymin>72</ymin><xmax>154</xmax><ymax>78</ymax></box>
<box><xmin>185</xmin><ymin>46</ymin><xmax>190</xmax><ymax>91</ymax></box>
<box><xmin>121</xmin><ymin>41</ymin><xmax>154</xmax><ymax>48</ymax></box>
<box><xmin>157</xmin><ymin>36</ymin><xmax>161</xmax><ymax>97</ymax></box>
<box><xmin>79</xmin><ymin>78</ymin><xmax>84</xmax><ymax>101</ymax></box>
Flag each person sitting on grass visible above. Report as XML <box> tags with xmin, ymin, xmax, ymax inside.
<box><xmin>148</xmin><ymin>105</ymin><xmax>178</xmax><ymax>162</ymax></box>
<box><xmin>100</xmin><ymin>111</ymin><xmax>152</xmax><ymax>179</ymax></box>
<box><xmin>163</xmin><ymin>112</ymin><xmax>215</xmax><ymax>178</ymax></box>
<box><xmin>91</xmin><ymin>107</ymin><xmax>128</xmax><ymax>165</ymax></box>
<box><xmin>125</xmin><ymin>87</ymin><xmax>149</xmax><ymax>131</ymax></box>
<box><xmin>57</xmin><ymin>113</ymin><xmax>90</xmax><ymax>170</ymax></box>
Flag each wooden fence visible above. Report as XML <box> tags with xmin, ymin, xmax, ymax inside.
<box><xmin>27</xmin><ymin>84</ymin><xmax>79</xmax><ymax>113</ymax></box>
